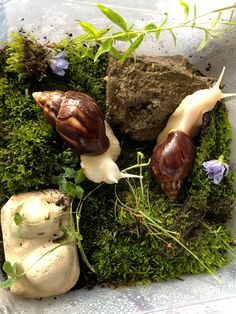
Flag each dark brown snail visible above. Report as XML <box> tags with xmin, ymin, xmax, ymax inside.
<box><xmin>150</xmin><ymin>130</ymin><xmax>195</xmax><ymax>201</ymax></box>
<box><xmin>33</xmin><ymin>90</ymin><xmax>139</xmax><ymax>184</ymax></box>
<box><xmin>32</xmin><ymin>90</ymin><xmax>109</xmax><ymax>156</ymax></box>
<box><xmin>151</xmin><ymin>67</ymin><xmax>236</xmax><ymax>201</ymax></box>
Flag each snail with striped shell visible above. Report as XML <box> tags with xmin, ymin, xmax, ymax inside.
<box><xmin>33</xmin><ymin>91</ymin><xmax>139</xmax><ymax>184</ymax></box>
<box><xmin>150</xmin><ymin>67</ymin><xmax>236</xmax><ymax>201</ymax></box>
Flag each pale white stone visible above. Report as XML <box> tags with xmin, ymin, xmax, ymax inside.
<box><xmin>1</xmin><ymin>189</ymin><xmax>80</xmax><ymax>298</ymax></box>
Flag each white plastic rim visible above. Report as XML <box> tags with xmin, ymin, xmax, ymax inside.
<box><xmin>0</xmin><ymin>1</ymin><xmax>236</xmax><ymax>313</ymax></box>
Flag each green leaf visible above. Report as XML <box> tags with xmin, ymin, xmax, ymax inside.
<box><xmin>155</xmin><ymin>30</ymin><xmax>161</xmax><ymax>41</ymax></box>
<box><xmin>12</xmin><ymin>262</ymin><xmax>19</xmax><ymax>276</ymax></box>
<box><xmin>210</xmin><ymin>12</ymin><xmax>222</xmax><ymax>29</ymax></box>
<box><xmin>169</xmin><ymin>29</ymin><xmax>177</xmax><ymax>45</ymax></box>
<box><xmin>0</xmin><ymin>277</ymin><xmax>17</xmax><ymax>289</ymax></box>
<box><xmin>121</xmin><ymin>34</ymin><xmax>144</xmax><ymax>61</ymax></box>
<box><xmin>57</xmin><ymin>177</ymin><xmax>67</xmax><ymax>193</ymax></box>
<box><xmin>73</xmin><ymin>231</ymin><xmax>83</xmax><ymax>241</ymax></box>
<box><xmin>110</xmin><ymin>47</ymin><xmax>122</xmax><ymax>60</ymax></box>
<box><xmin>59</xmin><ymin>225</ymin><xmax>70</xmax><ymax>234</ymax></box>
<box><xmin>3</xmin><ymin>261</ymin><xmax>16</xmax><ymax>277</ymax></box>
<box><xmin>96</xmin><ymin>27</ymin><xmax>112</xmax><ymax>39</ymax></box>
<box><xmin>96</xmin><ymin>3</ymin><xmax>128</xmax><ymax>31</ymax></box>
<box><xmin>75</xmin><ymin>185</ymin><xmax>84</xmax><ymax>199</ymax></box>
<box><xmin>79</xmin><ymin>21</ymin><xmax>98</xmax><ymax>38</ymax></box>
<box><xmin>14</xmin><ymin>212</ymin><xmax>23</xmax><ymax>226</ymax></box>
<box><xmin>70</xmin><ymin>34</ymin><xmax>93</xmax><ymax>44</ymax></box>
<box><xmin>198</xmin><ymin>31</ymin><xmax>209</xmax><ymax>50</ymax></box>
<box><xmin>155</xmin><ymin>12</ymin><xmax>168</xmax><ymax>41</ymax></box>
<box><xmin>94</xmin><ymin>38</ymin><xmax>113</xmax><ymax>62</ymax></box>
<box><xmin>63</xmin><ymin>167</ymin><xmax>75</xmax><ymax>179</ymax></box>
<box><xmin>113</xmin><ymin>32</ymin><xmax>137</xmax><ymax>42</ymax></box>
<box><xmin>144</xmin><ymin>23</ymin><xmax>158</xmax><ymax>31</ymax></box>
<box><xmin>65</xmin><ymin>181</ymin><xmax>77</xmax><ymax>198</ymax></box>
<box><xmin>74</xmin><ymin>169</ymin><xmax>85</xmax><ymax>184</ymax></box>
<box><xmin>179</xmin><ymin>0</ymin><xmax>189</xmax><ymax>19</ymax></box>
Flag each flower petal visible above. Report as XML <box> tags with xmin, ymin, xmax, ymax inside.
<box><xmin>202</xmin><ymin>158</ymin><xmax>229</xmax><ymax>184</ymax></box>
<box><xmin>213</xmin><ymin>174</ymin><xmax>224</xmax><ymax>184</ymax></box>
<box><xmin>56</xmin><ymin>58</ymin><xmax>69</xmax><ymax>69</ymax></box>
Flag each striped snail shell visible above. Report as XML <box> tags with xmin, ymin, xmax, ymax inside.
<box><xmin>150</xmin><ymin>130</ymin><xmax>196</xmax><ymax>201</ymax></box>
<box><xmin>32</xmin><ymin>90</ymin><xmax>110</xmax><ymax>155</ymax></box>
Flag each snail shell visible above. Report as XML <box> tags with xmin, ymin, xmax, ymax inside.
<box><xmin>151</xmin><ymin>67</ymin><xmax>236</xmax><ymax>201</ymax></box>
<box><xmin>150</xmin><ymin>130</ymin><xmax>196</xmax><ymax>201</ymax></box>
<box><xmin>32</xmin><ymin>91</ymin><xmax>109</xmax><ymax>155</ymax></box>
<box><xmin>33</xmin><ymin>90</ymin><xmax>140</xmax><ymax>184</ymax></box>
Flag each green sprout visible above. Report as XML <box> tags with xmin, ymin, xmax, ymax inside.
<box><xmin>67</xmin><ymin>1</ymin><xmax>236</xmax><ymax>62</ymax></box>
<box><xmin>52</xmin><ymin>167</ymin><xmax>85</xmax><ymax>199</ymax></box>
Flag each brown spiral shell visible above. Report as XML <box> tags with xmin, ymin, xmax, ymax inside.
<box><xmin>150</xmin><ymin>130</ymin><xmax>196</xmax><ymax>201</ymax></box>
<box><xmin>33</xmin><ymin>90</ymin><xmax>110</xmax><ymax>155</ymax></box>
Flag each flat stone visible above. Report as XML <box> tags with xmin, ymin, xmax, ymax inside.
<box><xmin>105</xmin><ymin>55</ymin><xmax>215</xmax><ymax>141</ymax></box>
<box><xmin>1</xmin><ymin>190</ymin><xmax>80</xmax><ymax>298</ymax></box>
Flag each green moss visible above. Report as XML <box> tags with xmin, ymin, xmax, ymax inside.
<box><xmin>79</xmin><ymin>101</ymin><xmax>235</xmax><ymax>285</ymax></box>
<box><xmin>0</xmin><ymin>32</ymin><xmax>235</xmax><ymax>287</ymax></box>
<box><xmin>187</xmin><ymin>102</ymin><xmax>235</xmax><ymax>220</ymax></box>
<box><xmin>4</xmin><ymin>33</ymin><xmax>48</xmax><ymax>80</ymax></box>
<box><xmin>0</xmin><ymin>34</ymin><xmax>108</xmax><ymax>199</ymax></box>
<box><xmin>0</xmin><ymin>78</ymin><xmax>65</xmax><ymax>198</ymax></box>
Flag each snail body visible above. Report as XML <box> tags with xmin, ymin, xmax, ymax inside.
<box><xmin>80</xmin><ymin>121</ymin><xmax>136</xmax><ymax>184</ymax></box>
<box><xmin>33</xmin><ymin>90</ymin><xmax>139</xmax><ymax>184</ymax></box>
<box><xmin>151</xmin><ymin>67</ymin><xmax>236</xmax><ymax>200</ymax></box>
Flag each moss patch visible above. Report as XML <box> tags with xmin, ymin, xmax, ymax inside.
<box><xmin>0</xmin><ymin>33</ymin><xmax>235</xmax><ymax>286</ymax></box>
<box><xmin>0</xmin><ymin>34</ymin><xmax>108</xmax><ymax>199</ymax></box>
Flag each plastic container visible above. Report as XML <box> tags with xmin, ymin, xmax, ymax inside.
<box><xmin>1</xmin><ymin>1</ymin><xmax>236</xmax><ymax>313</ymax></box>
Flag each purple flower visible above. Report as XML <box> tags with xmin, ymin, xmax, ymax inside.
<box><xmin>202</xmin><ymin>156</ymin><xmax>229</xmax><ymax>184</ymax></box>
<box><xmin>48</xmin><ymin>51</ymin><xmax>69</xmax><ymax>76</ymax></box>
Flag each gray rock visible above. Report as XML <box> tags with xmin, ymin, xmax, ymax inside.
<box><xmin>105</xmin><ymin>55</ymin><xmax>215</xmax><ymax>141</ymax></box>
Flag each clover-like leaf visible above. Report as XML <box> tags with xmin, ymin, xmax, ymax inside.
<box><xmin>14</xmin><ymin>212</ymin><xmax>23</xmax><ymax>226</ymax></box>
<box><xmin>75</xmin><ymin>185</ymin><xmax>84</xmax><ymax>199</ymax></box>
<box><xmin>63</xmin><ymin>167</ymin><xmax>75</xmax><ymax>179</ymax></box>
<box><xmin>0</xmin><ymin>277</ymin><xmax>17</xmax><ymax>289</ymax></box>
<box><xmin>65</xmin><ymin>181</ymin><xmax>77</xmax><ymax>198</ymax></box>
<box><xmin>74</xmin><ymin>169</ymin><xmax>85</xmax><ymax>185</ymax></box>
<box><xmin>3</xmin><ymin>261</ymin><xmax>16</xmax><ymax>277</ymax></box>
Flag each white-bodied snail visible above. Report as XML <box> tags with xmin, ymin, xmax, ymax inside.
<box><xmin>33</xmin><ymin>91</ymin><xmax>139</xmax><ymax>184</ymax></box>
<box><xmin>150</xmin><ymin>67</ymin><xmax>236</xmax><ymax>201</ymax></box>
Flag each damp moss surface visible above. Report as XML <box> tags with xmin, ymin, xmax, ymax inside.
<box><xmin>0</xmin><ymin>33</ymin><xmax>235</xmax><ymax>286</ymax></box>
